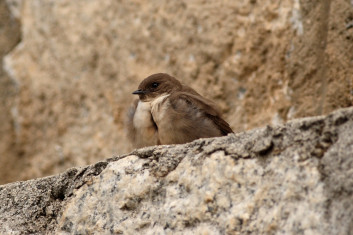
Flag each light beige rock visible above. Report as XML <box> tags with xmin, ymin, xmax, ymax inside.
<box><xmin>1</xmin><ymin>107</ymin><xmax>352</xmax><ymax>234</ymax></box>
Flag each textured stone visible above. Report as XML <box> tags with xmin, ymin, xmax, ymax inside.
<box><xmin>1</xmin><ymin>0</ymin><xmax>352</xmax><ymax>183</ymax></box>
<box><xmin>0</xmin><ymin>0</ymin><xmax>21</xmax><ymax>184</ymax></box>
<box><xmin>0</xmin><ymin>107</ymin><xmax>352</xmax><ymax>234</ymax></box>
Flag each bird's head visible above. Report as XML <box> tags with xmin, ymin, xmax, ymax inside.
<box><xmin>133</xmin><ymin>73</ymin><xmax>182</xmax><ymax>101</ymax></box>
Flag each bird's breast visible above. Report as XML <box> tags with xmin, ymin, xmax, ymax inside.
<box><xmin>132</xmin><ymin>100</ymin><xmax>159</xmax><ymax>147</ymax></box>
<box><xmin>133</xmin><ymin>101</ymin><xmax>153</xmax><ymax>128</ymax></box>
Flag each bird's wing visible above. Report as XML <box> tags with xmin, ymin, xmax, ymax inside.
<box><xmin>169</xmin><ymin>92</ymin><xmax>234</xmax><ymax>135</ymax></box>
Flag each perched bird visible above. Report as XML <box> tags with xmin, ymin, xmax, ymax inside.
<box><xmin>127</xmin><ymin>73</ymin><xmax>233</xmax><ymax>148</ymax></box>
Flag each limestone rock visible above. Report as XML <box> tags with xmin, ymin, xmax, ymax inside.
<box><xmin>1</xmin><ymin>107</ymin><xmax>352</xmax><ymax>234</ymax></box>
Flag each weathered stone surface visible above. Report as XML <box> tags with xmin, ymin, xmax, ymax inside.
<box><xmin>0</xmin><ymin>0</ymin><xmax>21</xmax><ymax>184</ymax></box>
<box><xmin>0</xmin><ymin>161</ymin><xmax>109</xmax><ymax>233</ymax></box>
<box><xmin>1</xmin><ymin>107</ymin><xmax>352</xmax><ymax>234</ymax></box>
<box><xmin>1</xmin><ymin>0</ymin><xmax>352</xmax><ymax>183</ymax></box>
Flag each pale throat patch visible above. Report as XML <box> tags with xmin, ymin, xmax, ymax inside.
<box><xmin>133</xmin><ymin>101</ymin><xmax>153</xmax><ymax>128</ymax></box>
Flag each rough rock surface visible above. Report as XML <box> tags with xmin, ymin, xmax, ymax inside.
<box><xmin>1</xmin><ymin>107</ymin><xmax>352</xmax><ymax>234</ymax></box>
<box><xmin>0</xmin><ymin>0</ymin><xmax>21</xmax><ymax>184</ymax></box>
<box><xmin>0</xmin><ymin>0</ymin><xmax>352</xmax><ymax>183</ymax></box>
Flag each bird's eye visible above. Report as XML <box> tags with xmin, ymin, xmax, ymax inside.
<box><xmin>152</xmin><ymin>82</ymin><xmax>159</xmax><ymax>88</ymax></box>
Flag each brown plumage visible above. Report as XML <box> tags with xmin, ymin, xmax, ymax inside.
<box><xmin>127</xmin><ymin>73</ymin><xmax>233</xmax><ymax>147</ymax></box>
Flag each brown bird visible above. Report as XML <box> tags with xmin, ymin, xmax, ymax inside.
<box><xmin>127</xmin><ymin>73</ymin><xmax>233</xmax><ymax>148</ymax></box>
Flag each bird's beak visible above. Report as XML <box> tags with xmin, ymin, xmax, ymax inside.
<box><xmin>132</xmin><ymin>89</ymin><xmax>146</xmax><ymax>95</ymax></box>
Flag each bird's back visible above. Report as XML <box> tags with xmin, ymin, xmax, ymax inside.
<box><xmin>152</xmin><ymin>91</ymin><xmax>233</xmax><ymax>145</ymax></box>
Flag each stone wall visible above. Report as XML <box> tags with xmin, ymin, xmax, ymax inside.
<box><xmin>0</xmin><ymin>0</ymin><xmax>352</xmax><ymax>183</ymax></box>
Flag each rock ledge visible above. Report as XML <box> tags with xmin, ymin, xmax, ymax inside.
<box><xmin>1</xmin><ymin>107</ymin><xmax>353</xmax><ymax>234</ymax></box>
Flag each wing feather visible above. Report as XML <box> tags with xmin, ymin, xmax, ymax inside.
<box><xmin>169</xmin><ymin>92</ymin><xmax>233</xmax><ymax>135</ymax></box>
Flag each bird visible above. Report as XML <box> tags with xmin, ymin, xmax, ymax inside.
<box><xmin>126</xmin><ymin>73</ymin><xmax>233</xmax><ymax>148</ymax></box>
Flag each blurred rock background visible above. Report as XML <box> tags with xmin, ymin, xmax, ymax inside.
<box><xmin>0</xmin><ymin>0</ymin><xmax>352</xmax><ymax>184</ymax></box>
